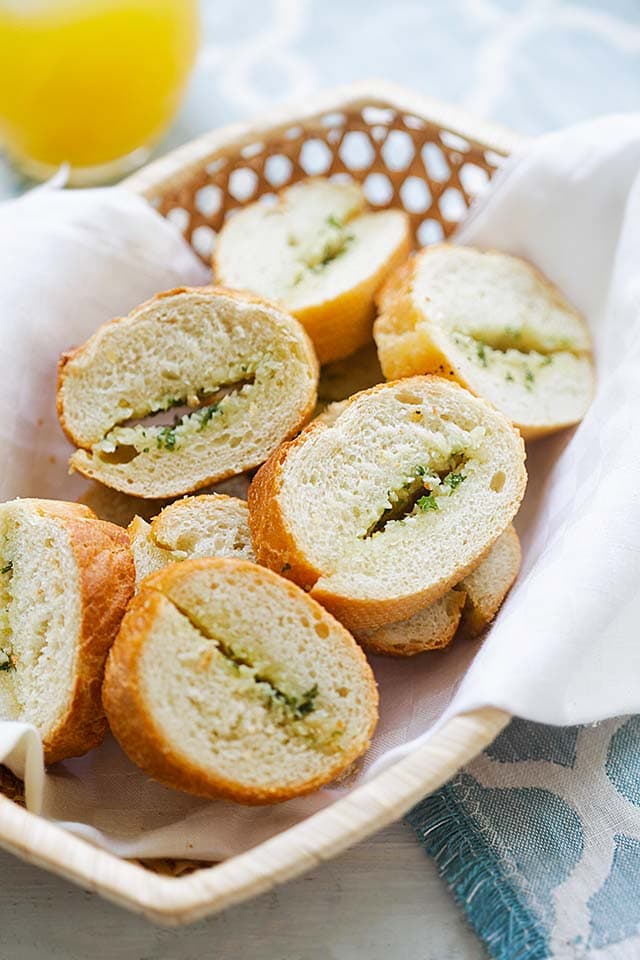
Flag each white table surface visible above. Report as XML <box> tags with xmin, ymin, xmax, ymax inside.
<box><xmin>0</xmin><ymin>822</ymin><xmax>484</xmax><ymax>959</ymax></box>
<box><xmin>0</xmin><ymin>1</ymin><xmax>636</xmax><ymax>956</ymax></box>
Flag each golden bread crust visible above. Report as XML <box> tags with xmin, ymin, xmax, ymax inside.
<box><xmin>356</xmin><ymin>589</ymin><xmax>466</xmax><ymax>657</ymax></box>
<box><xmin>458</xmin><ymin>523</ymin><xmax>522</xmax><ymax>641</ymax></box>
<box><xmin>25</xmin><ymin>503</ymin><xmax>135</xmax><ymax>764</ymax></box>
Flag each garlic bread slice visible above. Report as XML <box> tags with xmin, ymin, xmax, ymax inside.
<box><xmin>0</xmin><ymin>498</ymin><xmax>133</xmax><ymax>763</ymax></box>
<box><xmin>215</xmin><ymin>179</ymin><xmax>411</xmax><ymax>364</ymax></box>
<box><xmin>356</xmin><ymin>525</ymin><xmax>521</xmax><ymax>656</ymax></box>
<box><xmin>458</xmin><ymin>522</ymin><xmax>522</xmax><ymax>641</ymax></box>
<box><xmin>129</xmin><ymin>493</ymin><xmax>254</xmax><ymax>586</ymax></box>
<box><xmin>103</xmin><ymin>558</ymin><xmax>378</xmax><ymax>804</ymax></box>
<box><xmin>57</xmin><ymin>287</ymin><xmax>318</xmax><ymax>499</ymax></box>
<box><xmin>375</xmin><ymin>245</ymin><xmax>594</xmax><ymax>438</ymax></box>
<box><xmin>249</xmin><ymin>377</ymin><xmax>526</xmax><ymax>632</ymax></box>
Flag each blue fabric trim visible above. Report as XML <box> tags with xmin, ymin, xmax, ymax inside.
<box><xmin>407</xmin><ymin>785</ymin><xmax>550</xmax><ymax>960</ymax></box>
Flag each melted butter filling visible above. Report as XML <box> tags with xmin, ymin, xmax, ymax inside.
<box><xmin>94</xmin><ymin>372</ymin><xmax>259</xmax><ymax>462</ymax></box>
<box><xmin>362</xmin><ymin>451</ymin><xmax>469</xmax><ymax>540</ymax></box>
<box><xmin>158</xmin><ymin>591</ymin><xmax>343</xmax><ymax>752</ymax></box>
<box><xmin>451</xmin><ymin>328</ymin><xmax>579</xmax><ymax>392</ymax></box>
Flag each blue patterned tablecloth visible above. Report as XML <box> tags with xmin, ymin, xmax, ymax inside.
<box><xmin>410</xmin><ymin>718</ymin><xmax>640</xmax><ymax>959</ymax></box>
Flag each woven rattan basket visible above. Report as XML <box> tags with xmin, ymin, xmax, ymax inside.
<box><xmin>0</xmin><ymin>81</ymin><xmax>523</xmax><ymax>924</ymax></box>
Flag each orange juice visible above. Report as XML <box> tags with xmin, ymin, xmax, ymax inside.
<box><xmin>0</xmin><ymin>0</ymin><xmax>199</xmax><ymax>182</ymax></box>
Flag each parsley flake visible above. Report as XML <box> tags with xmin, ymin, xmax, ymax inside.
<box><xmin>196</xmin><ymin>403</ymin><xmax>221</xmax><ymax>430</ymax></box>
<box><xmin>156</xmin><ymin>426</ymin><xmax>177</xmax><ymax>450</ymax></box>
<box><xmin>444</xmin><ymin>473</ymin><xmax>465</xmax><ymax>490</ymax></box>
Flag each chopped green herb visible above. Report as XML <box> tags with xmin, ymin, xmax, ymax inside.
<box><xmin>505</xmin><ymin>371</ymin><xmax>515</xmax><ymax>382</ymax></box>
<box><xmin>142</xmin><ymin>447</ymin><xmax>149</xmax><ymax>453</ymax></box>
<box><xmin>156</xmin><ymin>426</ymin><xmax>177</xmax><ymax>450</ymax></box>
<box><xmin>292</xmin><ymin>271</ymin><xmax>304</xmax><ymax>286</ymax></box>
<box><xmin>196</xmin><ymin>403</ymin><xmax>221</xmax><ymax>430</ymax></box>
<box><xmin>268</xmin><ymin>682</ymin><xmax>319</xmax><ymax>718</ymax></box>
<box><xmin>0</xmin><ymin>562</ymin><xmax>12</xmax><ymax>575</ymax></box>
<box><xmin>444</xmin><ymin>473</ymin><xmax>466</xmax><ymax>490</ymax></box>
<box><xmin>541</xmin><ymin>355</ymin><xmax>553</xmax><ymax>367</ymax></box>
<box><xmin>310</xmin><ymin>234</ymin><xmax>355</xmax><ymax>272</ymax></box>
<box><xmin>504</xmin><ymin>326</ymin><xmax>521</xmax><ymax>340</ymax></box>
<box><xmin>524</xmin><ymin>369</ymin><xmax>535</xmax><ymax>390</ymax></box>
<box><xmin>327</xmin><ymin>214</ymin><xmax>343</xmax><ymax>229</ymax></box>
<box><xmin>417</xmin><ymin>494</ymin><xmax>439</xmax><ymax>512</ymax></box>
<box><xmin>476</xmin><ymin>342</ymin><xmax>488</xmax><ymax>367</ymax></box>
<box><xmin>414</xmin><ymin>465</ymin><xmax>426</xmax><ymax>476</ymax></box>
<box><xmin>295</xmin><ymin>684</ymin><xmax>319</xmax><ymax>717</ymax></box>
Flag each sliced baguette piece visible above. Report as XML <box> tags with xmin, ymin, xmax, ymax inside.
<box><xmin>356</xmin><ymin>588</ymin><xmax>466</xmax><ymax>657</ymax></box>
<box><xmin>0</xmin><ymin>498</ymin><xmax>134</xmax><ymax>763</ymax></box>
<box><xmin>57</xmin><ymin>286</ymin><xmax>319</xmax><ymax>499</ymax></box>
<box><xmin>249</xmin><ymin>377</ymin><xmax>527</xmax><ymax>632</ymax></box>
<box><xmin>356</xmin><ymin>525</ymin><xmax>520</xmax><ymax>656</ymax></box>
<box><xmin>103</xmin><ymin>558</ymin><xmax>378</xmax><ymax>804</ymax></box>
<box><xmin>129</xmin><ymin>494</ymin><xmax>254</xmax><ymax>586</ymax></box>
<box><xmin>375</xmin><ymin>244</ymin><xmax>595</xmax><ymax>439</ymax></box>
<box><xmin>214</xmin><ymin>178</ymin><xmax>411</xmax><ymax>364</ymax></box>
<box><xmin>458</xmin><ymin>522</ymin><xmax>521</xmax><ymax>641</ymax></box>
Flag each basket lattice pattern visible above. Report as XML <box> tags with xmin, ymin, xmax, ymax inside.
<box><xmin>151</xmin><ymin>102</ymin><xmax>506</xmax><ymax>264</ymax></box>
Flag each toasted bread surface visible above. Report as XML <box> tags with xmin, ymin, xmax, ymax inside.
<box><xmin>356</xmin><ymin>525</ymin><xmax>520</xmax><ymax>655</ymax></box>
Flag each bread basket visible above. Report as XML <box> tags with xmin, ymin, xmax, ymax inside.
<box><xmin>0</xmin><ymin>81</ymin><xmax>523</xmax><ymax>924</ymax></box>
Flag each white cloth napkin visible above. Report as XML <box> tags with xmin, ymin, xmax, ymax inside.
<box><xmin>1</xmin><ymin>116</ymin><xmax>639</xmax><ymax>859</ymax></box>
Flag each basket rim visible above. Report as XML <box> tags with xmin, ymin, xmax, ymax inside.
<box><xmin>122</xmin><ymin>78</ymin><xmax>525</xmax><ymax>200</ymax></box>
<box><xmin>0</xmin><ymin>706</ymin><xmax>509</xmax><ymax>924</ymax></box>
<box><xmin>3</xmin><ymin>81</ymin><xmax>520</xmax><ymax>924</ymax></box>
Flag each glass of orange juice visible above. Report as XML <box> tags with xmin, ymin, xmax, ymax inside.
<box><xmin>0</xmin><ymin>0</ymin><xmax>200</xmax><ymax>184</ymax></box>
